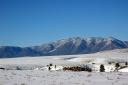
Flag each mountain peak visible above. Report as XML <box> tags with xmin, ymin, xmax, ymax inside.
<box><xmin>107</xmin><ymin>36</ymin><xmax>118</xmax><ymax>41</ymax></box>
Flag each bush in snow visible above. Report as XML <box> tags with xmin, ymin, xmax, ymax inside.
<box><xmin>63</xmin><ymin>65</ymin><xmax>92</xmax><ymax>72</ymax></box>
<box><xmin>49</xmin><ymin>63</ymin><xmax>53</xmax><ymax>66</ymax></box>
<box><xmin>125</xmin><ymin>62</ymin><xmax>128</xmax><ymax>66</ymax></box>
<box><xmin>63</xmin><ymin>66</ymin><xmax>86</xmax><ymax>71</ymax></box>
<box><xmin>55</xmin><ymin>65</ymin><xmax>56</xmax><ymax>69</ymax></box>
<box><xmin>100</xmin><ymin>64</ymin><xmax>105</xmax><ymax>72</ymax></box>
<box><xmin>115</xmin><ymin>63</ymin><xmax>120</xmax><ymax>69</ymax></box>
<box><xmin>16</xmin><ymin>66</ymin><xmax>22</xmax><ymax>70</ymax></box>
<box><xmin>114</xmin><ymin>63</ymin><xmax>120</xmax><ymax>72</ymax></box>
<box><xmin>85</xmin><ymin>65</ymin><xmax>92</xmax><ymax>72</ymax></box>
<box><xmin>47</xmin><ymin>63</ymin><xmax>53</xmax><ymax>71</ymax></box>
<box><xmin>48</xmin><ymin>66</ymin><xmax>51</xmax><ymax>71</ymax></box>
<box><xmin>0</xmin><ymin>67</ymin><xmax>5</xmax><ymax>70</ymax></box>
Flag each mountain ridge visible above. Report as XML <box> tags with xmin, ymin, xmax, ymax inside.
<box><xmin>0</xmin><ymin>37</ymin><xmax>128</xmax><ymax>58</ymax></box>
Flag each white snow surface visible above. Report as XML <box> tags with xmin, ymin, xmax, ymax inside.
<box><xmin>0</xmin><ymin>49</ymin><xmax>128</xmax><ymax>85</ymax></box>
<box><xmin>119</xmin><ymin>67</ymin><xmax>128</xmax><ymax>72</ymax></box>
<box><xmin>0</xmin><ymin>48</ymin><xmax>128</xmax><ymax>65</ymax></box>
<box><xmin>0</xmin><ymin>70</ymin><xmax>128</xmax><ymax>85</ymax></box>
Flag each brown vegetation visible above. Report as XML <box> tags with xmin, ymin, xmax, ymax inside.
<box><xmin>63</xmin><ymin>66</ymin><xmax>92</xmax><ymax>72</ymax></box>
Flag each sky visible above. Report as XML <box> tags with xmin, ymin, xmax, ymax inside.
<box><xmin>0</xmin><ymin>0</ymin><xmax>128</xmax><ymax>47</ymax></box>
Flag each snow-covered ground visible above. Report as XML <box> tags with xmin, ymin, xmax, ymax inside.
<box><xmin>0</xmin><ymin>49</ymin><xmax>128</xmax><ymax>85</ymax></box>
<box><xmin>0</xmin><ymin>70</ymin><xmax>128</xmax><ymax>85</ymax></box>
<box><xmin>0</xmin><ymin>49</ymin><xmax>128</xmax><ymax>71</ymax></box>
<box><xmin>0</xmin><ymin>48</ymin><xmax>128</xmax><ymax>65</ymax></box>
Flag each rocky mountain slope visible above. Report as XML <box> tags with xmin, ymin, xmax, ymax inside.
<box><xmin>0</xmin><ymin>37</ymin><xmax>128</xmax><ymax>58</ymax></box>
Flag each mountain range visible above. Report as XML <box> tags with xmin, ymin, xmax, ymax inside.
<box><xmin>0</xmin><ymin>37</ymin><xmax>128</xmax><ymax>58</ymax></box>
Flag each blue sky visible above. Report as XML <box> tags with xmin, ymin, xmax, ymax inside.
<box><xmin>0</xmin><ymin>0</ymin><xmax>128</xmax><ymax>46</ymax></box>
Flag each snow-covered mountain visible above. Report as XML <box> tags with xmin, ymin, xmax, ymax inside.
<box><xmin>0</xmin><ymin>37</ymin><xmax>128</xmax><ymax>58</ymax></box>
